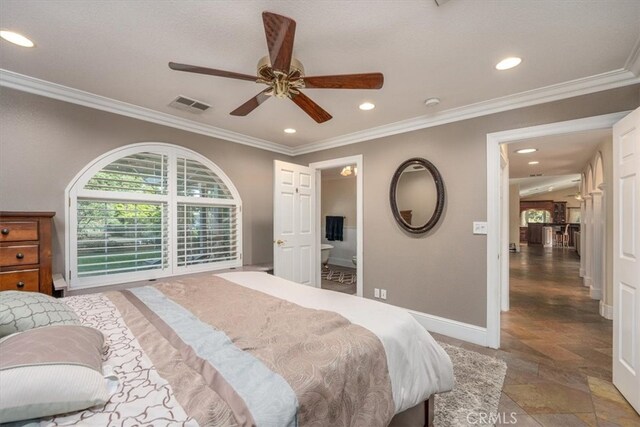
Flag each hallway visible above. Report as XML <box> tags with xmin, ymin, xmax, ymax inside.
<box><xmin>499</xmin><ymin>245</ymin><xmax>638</xmax><ymax>425</ymax></box>
<box><xmin>434</xmin><ymin>245</ymin><xmax>639</xmax><ymax>425</ymax></box>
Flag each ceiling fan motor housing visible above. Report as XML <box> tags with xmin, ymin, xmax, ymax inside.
<box><xmin>257</xmin><ymin>55</ymin><xmax>305</xmax><ymax>98</ymax></box>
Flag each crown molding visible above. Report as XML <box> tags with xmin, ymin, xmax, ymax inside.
<box><xmin>0</xmin><ymin>69</ymin><xmax>292</xmax><ymax>155</ymax></box>
<box><xmin>291</xmin><ymin>68</ymin><xmax>640</xmax><ymax>155</ymax></box>
<box><xmin>625</xmin><ymin>35</ymin><xmax>640</xmax><ymax>77</ymax></box>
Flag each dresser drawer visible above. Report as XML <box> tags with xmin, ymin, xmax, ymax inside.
<box><xmin>0</xmin><ymin>221</ymin><xmax>38</xmax><ymax>242</ymax></box>
<box><xmin>0</xmin><ymin>270</ymin><xmax>39</xmax><ymax>292</ymax></box>
<box><xmin>0</xmin><ymin>245</ymin><xmax>39</xmax><ymax>267</ymax></box>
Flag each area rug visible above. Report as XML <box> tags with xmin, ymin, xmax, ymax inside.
<box><xmin>321</xmin><ymin>268</ymin><xmax>356</xmax><ymax>285</ymax></box>
<box><xmin>434</xmin><ymin>342</ymin><xmax>507</xmax><ymax>427</ymax></box>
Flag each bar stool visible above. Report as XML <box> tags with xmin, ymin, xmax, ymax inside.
<box><xmin>561</xmin><ymin>224</ymin><xmax>570</xmax><ymax>247</ymax></box>
<box><xmin>554</xmin><ymin>226</ymin><xmax>563</xmax><ymax>247</ymax></box>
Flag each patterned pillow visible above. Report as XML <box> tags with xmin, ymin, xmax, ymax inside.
<box><xmin>0</xmin><ymin>324</ymin><xmax>112</xmax><ymax>423</ymax></box>
<box><xmin>0</xmin><ymin>291</ymin><xmax>80</xmax><ymax>338</ymax></box>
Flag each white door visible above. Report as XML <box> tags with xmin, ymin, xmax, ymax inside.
<box><xmin>613</xmin><ymin>107</ymin><xmax>640</xmax><ymax>414</ymax></box>
<box><xmin>273</xmin><ymin>160</ymin><xmax>316</xmax><ymax>285</ymax></box>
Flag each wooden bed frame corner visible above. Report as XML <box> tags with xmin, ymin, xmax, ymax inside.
<box><xmin>425</xmin><ymin>396</ymin><xmax>434</xmax><ymax>427</ymax></box>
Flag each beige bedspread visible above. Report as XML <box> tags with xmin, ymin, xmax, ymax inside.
<box><xmin>48</xmin><ymin>275</ymin><xmax>395</xmax><ymax>426</ymax></box>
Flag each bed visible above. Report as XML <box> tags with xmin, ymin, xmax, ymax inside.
<box><xmin>3</xmin><ymin>272</ymin><xmax>454</xmax><ymax>426</ymax></box>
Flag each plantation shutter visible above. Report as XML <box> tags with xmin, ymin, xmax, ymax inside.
<box><xmin>71</xmin><ymin>145</ymin><xmax>241</xmax><ymax>287</ymax></box>
<box><xmin>177</xmin><ymin>157</ymin><xmax>233</xmax><ymax>199</ymax></box>
<box><xmin>76</xmin><ymin>201</ymin><xmax>168</xmax><ymax>276</ymax></box>
<box><xmin>176</xmin><ymin>157</ymin><xmax>239</xmax><ymax>267</ymax></box>
<box><xmin>85</xmin><ymin>152</ymin><xmax>168</xmax><ymax>195</ymax></box>
<box><xmin>77</xmin><ymin>152</ymin><xmax>169</xmax><ymax>278</ymax></box>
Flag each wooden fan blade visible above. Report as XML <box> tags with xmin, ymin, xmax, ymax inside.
<box><xmin>303</xmin><ymin>73</ymin><xmax>384</xmax><ymax>89</ymax></box>
<box><xmin>290</xmin><ymin>91</ymin><xmax>332</xmax><ymax>123</ymax></box>
<box><xmin>230</xmin><ymin>89</ymin><xmax>272</xmax><ymax>116</ymax></box>
<box><xmin>262</xmin><ymin>11</ymin><xmax>296</xmax><ymax>74</ymax></box>
<box><xmin>169</xmin><ymin>62</ymin><xmax>257</xmax><ymax>82</ymax></box>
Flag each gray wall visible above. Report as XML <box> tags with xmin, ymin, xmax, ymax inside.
<box><xmin>1</xmin><ymin>85</ymin><xmax>638</xmax><ymax>328</ymax></box>
<box><xmin>296</xmin><ymin>85</ymin><xmax>639</xmax><ymax>327</ymax></box>
<box><xmin>0</xmin><ymin>88</ymin><xmax>290</xmax><ymax>275</ymax></box>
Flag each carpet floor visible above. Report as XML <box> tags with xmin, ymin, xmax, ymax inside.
<box><xmin>435</xmin><ymin>342</ymin><xmax>507</xmax><ymax>426</ymax></box>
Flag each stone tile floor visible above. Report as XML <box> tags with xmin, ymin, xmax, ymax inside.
<box><xmin>433</xmin><ymin>245</ymin><xmax>639</xmax><ymax>426</ymax></box>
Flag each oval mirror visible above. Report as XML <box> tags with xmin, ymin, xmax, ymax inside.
<box><xmin>390</xmin><ymin>157</ymin><xmax>445</xmax><ymax>234</ymax></box>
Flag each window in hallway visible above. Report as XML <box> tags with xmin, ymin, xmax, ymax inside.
<box><xmin>520</xmin><ymin>208</ymin><xmax>551</xmax><ymax>226</ymax></box>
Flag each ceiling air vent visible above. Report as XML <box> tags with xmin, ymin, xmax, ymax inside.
<box><xmin>169</xmin><ymin>96</ymin><xmax>211</xmax><ymax>113</ymax></box>
<box><xmin>529</xmin><ymin>173</ymin><xmax>543</xmax><ymax>177</ymax></box>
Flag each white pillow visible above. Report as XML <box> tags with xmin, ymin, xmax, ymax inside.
<box><xmin>0</xmin><ymin>325</ymin><xmax>113</xmax><ymax>423</ymax></box>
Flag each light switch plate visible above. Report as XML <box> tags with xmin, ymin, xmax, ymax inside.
<box><xmin>380</xmin><ymin>289</ymin><xmax>387</xmax><ymax>300</ymax></box>
<box><xmin>374</xmin><ymin>288</ymin><xmax>380</xmax><ymax>298</ymax></box>
<box><xmin>473</xmin><ymin>221</ymin><xmax>488</xmax><ymax>235</ymax></box>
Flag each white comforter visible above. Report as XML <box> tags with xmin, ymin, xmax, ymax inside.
<box><xmin>217</xmin><ymin>272</ymin><xmax>454</xmax><ymax>413</ymax></box>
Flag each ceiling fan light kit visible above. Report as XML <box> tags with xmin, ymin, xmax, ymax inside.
<box><xmin>169</xmin><ymin>11</ymin><xmax>384</xmax><ymax>123</ymax></box>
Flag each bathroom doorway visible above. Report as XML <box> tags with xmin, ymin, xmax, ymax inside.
<box><xmin>310</xmin><ymin>155</ymin><xmax>363</xmax><ymax>297</ymax></box>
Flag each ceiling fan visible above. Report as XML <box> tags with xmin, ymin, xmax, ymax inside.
<box><xmin>168</xmin><ymin>11</ymin><xmax>384</xmax><ymax>123</ymax></box>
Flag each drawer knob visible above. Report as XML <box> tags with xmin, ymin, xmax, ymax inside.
<box><xmin>1</xmin><ymin>228</ymin><xmax>8</xmax><ymax>235</ymax></box>
<box><xmin>16</xmin><ymin>282</ymin><xmax>25</xmax><ymax>289</ymax></box>
<box><xmin>16</xmin><ymin>252</ymin><xmax>24</xmax><ymax>260</ymax></box>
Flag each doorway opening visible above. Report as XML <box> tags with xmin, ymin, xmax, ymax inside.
<box><xmin>486</xmin><ymin>111</ymin><xmax>627</xmax><ymax>348</ymax></box>
<box><xmin>310</xmin><ymin>155</ymin><xmax>363</xmax><ymax>297</ymax></box>
<box><xmin>503</xmin><ymin>127</ymin><xmax>612</xmax><ymax>365</ymax></box>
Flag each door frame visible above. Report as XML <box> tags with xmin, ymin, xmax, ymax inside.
<box><xmin>485</xmin><ymin>111</ymin><xmax>630</xmax><ymax>348</ymax></box>
<box><xmin>309</xmin><ymin>155</ymin><xmax>364</xmax><ymax>297</ymax></box>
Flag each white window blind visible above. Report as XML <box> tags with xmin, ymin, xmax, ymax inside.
<box><xmin>76</xmin><ymin>201</ymin><xmax>168</xmax><ymax>277</ymax></box>
<box><xmin>85</xmin><ymin>152</ymin><xmax>168</xmax><ymax>195</ymax></box>
<box><xmin>177</xmin><ymin>157</ymin><xmax>233</xmax><ymax>199</ymax></box>
<box><xmin>177</xmin><ymin>204</ymin><xmax>238</xmax><ymax>267</ymax></box>
<box><xmin>69</xmin><ymin>144</ymin><xmax>242</xmax><ymax>289</ymax></box>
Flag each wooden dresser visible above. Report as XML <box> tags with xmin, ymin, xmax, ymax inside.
<box><xmin>0</xmin><ymin>212</ymin><xmax>55</xmax><ymax>295</ymax></box>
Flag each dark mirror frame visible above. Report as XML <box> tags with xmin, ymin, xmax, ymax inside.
<box><xmin>389</xmin><ymin>157</ymin><xmax>445</xmax><ymax>234</ymax></box>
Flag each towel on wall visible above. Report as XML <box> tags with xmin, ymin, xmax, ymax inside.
<box><xmin>326</xmin><ymin>216</ymin><xmax>344</xmax><ymax>241</ymax></box>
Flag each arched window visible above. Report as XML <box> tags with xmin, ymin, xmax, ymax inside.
<box><xmin>67</xmin><ymin>143</ymin><xmax>242</xmax><ymax>289</ymax></box>
<box><xmin>520</xmin><ymin>209</ymin><xmax>551</xmax><ymax>227</ymax></box>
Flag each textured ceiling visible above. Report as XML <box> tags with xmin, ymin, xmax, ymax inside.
<box><xmin>1</xmin><ymin>0</ymin><xmax>639</xmax><ymax>147</ymax></box>
<box><xmin>508</xmin><ymin>129</ymin><xmax>610</xmax><ymax>179</ymax></box>
<box><xmin>508</xmin><ymin>128</ymin><xmax>610</xmax><ymax>197</ymax></box>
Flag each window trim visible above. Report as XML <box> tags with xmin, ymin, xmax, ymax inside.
<box><xmin>65</xmin><ymin>142</ymin><xmax>242</xmax><ymax>290</ymax></box>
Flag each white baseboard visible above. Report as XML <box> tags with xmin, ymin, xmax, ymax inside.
<box><xmin>590</xmin><ymin>286</ymin><xmax>602</xmax><ymax>300</ymax></box>
<box><xmin>407</xmin><ymin>308</ymin><xmax>488</xmax><ymax>347</ymax></box>
<box><xmin>599</xmin><ymin>301</ymin><xmax>613</xmax><ymax>320</ymax></box>
<box><xmin>328</xmin><ymin>257</ymin><xmax>356</xmax><ymax>268</ymax></box>
<box><xmin>583</xmin><ymin>276</ymin><xmax>592</xmax><ymax>288</ymax></box>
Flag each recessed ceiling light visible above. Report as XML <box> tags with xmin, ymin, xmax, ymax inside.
<box><xmin>496</xmin><ymin>57</ymin><xmax>522</xmax><ymax>71</ymax></box>
<box><xmin>548</xmin><ymin>187</ymin><xmax>554</xmax><ymax>191</ymax></box>
<box><xmin>0</xmin><ymin>30</ymin><xmax>35</xmax><ymax>47</ymax></box>
<box><xmin>516</xmin><ymin>148</ymin><xmax>537</xmax><ymax>154</ymax></box>
<box><xmin>528</xmin><ymin>161</ymin><xmax>540</xmax><ymax>165</ymax></box>
<box><xmin>359</xmin><ymin>102</ymin><xmax>375</xmax><ymax>111</ymax></box>
<box><xmin>284</xmin><ymin>128</ymin><xmax>296</xmax><ymax>134</ymax></box>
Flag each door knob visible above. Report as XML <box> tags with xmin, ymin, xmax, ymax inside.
<box><xmin>275</xmin><ymin>239</ymin><xmax>286</xmax><ymax>246</ymax></box>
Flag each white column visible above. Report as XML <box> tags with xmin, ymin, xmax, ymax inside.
<box><xmin>591</xmin><ymin>190</ymin><xmax>603</xmax><ymax>299</ymax></box>
<box><xmin>580</xmin><ymin>200</ymin><xmax>586</xmax><ymax>277</ymax></box>
<box><xmin>583</xmin><ymin>195</ymin><xmax>593</xmax><ymax>288</ymax></box>
<box><xmin>598</xmin><ymin>183</ymin><xmax>612</xmax><ymax>318</ymax></box>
